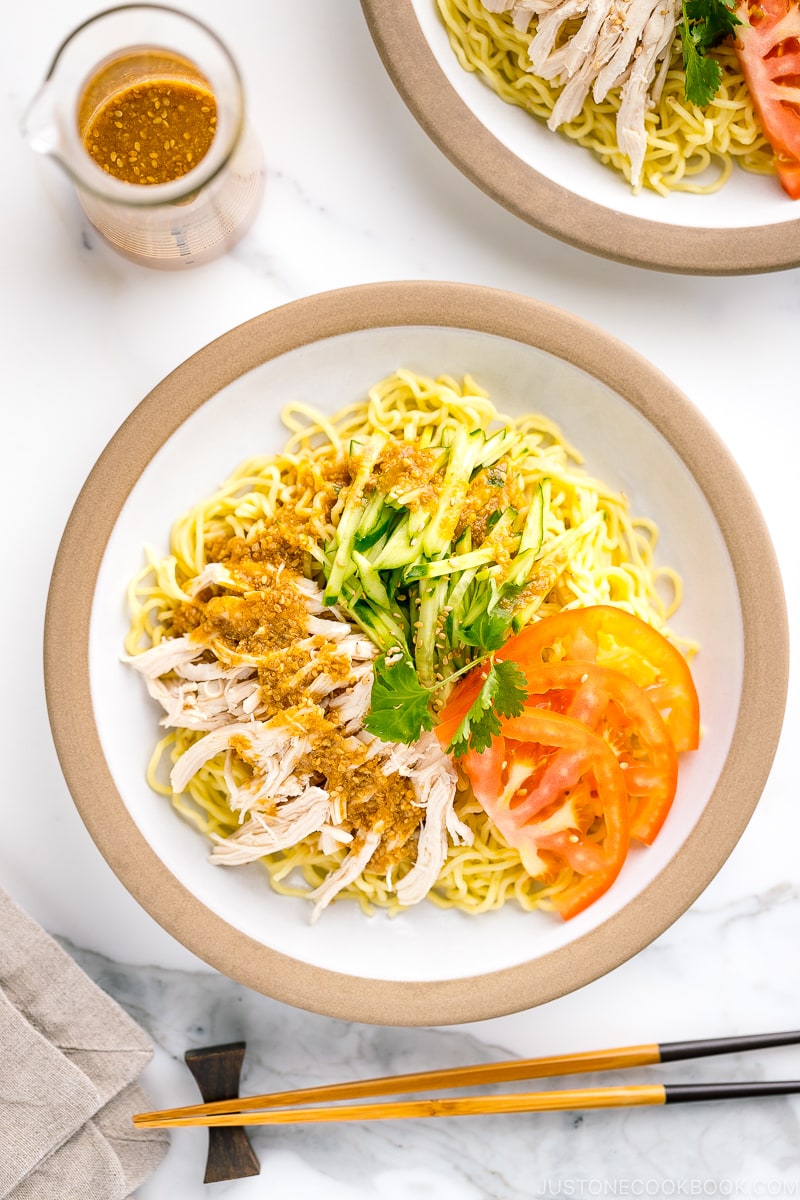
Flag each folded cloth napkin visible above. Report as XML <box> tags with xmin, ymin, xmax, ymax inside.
<box><xmin>0</xmin><ymin>887</ymin><xmax>169</xmax><ymax>1199</ymax></box>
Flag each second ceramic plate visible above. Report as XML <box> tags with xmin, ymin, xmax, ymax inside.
<box><xmin>361</xmin><ymin>0</ymin><xmax>800</xmax><ymax>274</ymax></box>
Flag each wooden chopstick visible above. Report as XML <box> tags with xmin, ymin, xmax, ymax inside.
<box><xmin>133</xmin><ymin>1043</ymin><xmax>663</xmax><ymax>1127</ymax></box>
<box><xmin>132</xmin><ymin>1080</ymin><xmax>800</xmax><ymax>1129</ymax></box>
<box><xmin>132</xmin><ymin>1029</ymin><xmax>800</xmax><ymax>1128</ymax></box>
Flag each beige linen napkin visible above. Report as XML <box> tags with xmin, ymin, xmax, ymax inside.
<box><xmin>0</xmin><ymin>888</ymin><xmax>169</xmax><ymax>1199</ymax></box>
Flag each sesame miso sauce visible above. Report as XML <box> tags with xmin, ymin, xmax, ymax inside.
<box><xmin>77</xmin><ymin>49</ymin><xmax>217</xmax><ymax>185</ymax></box>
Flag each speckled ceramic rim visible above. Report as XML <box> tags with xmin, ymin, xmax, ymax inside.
<box><xmin>45</xmin><ymin>281</ymin><xmax>788</xmax><ymax>1025</ymax></box>
<box><xmin>360</xmin><ymin>1</ymin><xmax>800</xmax><ymax>275</ymax></box>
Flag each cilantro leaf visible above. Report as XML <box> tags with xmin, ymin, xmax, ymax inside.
<box><xmin>364</xmin><ymin>649</ymin><xmax>528</xmax><ymax>757</ymax></box>
<box><xmin>448</xmin><ymin>659</ymin><xmax>528</xmax><ymax>757</ymax></box>
<box><xmin>492</xmin><ymin>659</ymin><xmax>528</xmax><ymax>719</ymax></box>
<box><xmin>680</xmin><ymin>0</ymin><xmax>741</xmax><ymax>106</ymax></box>
<box><xmin>459</xmin><ymin>607</ymin><xmax>515</xmax><ymax>653</ymax></box>
<box><xmin>363</xmin><ymin>655</ymin><xmax>435</xmax><ymax>744</ymax></box>
<box><xmin>685</xmin><ymin>0</ymin><xmax>741</xmax><ymax>48</ymax></box>
<box><xmin>448</xmin><ymin>669</ymin><xmax>501</xmax><ymax>757</ymax></box>
<box><xmin>682</xmin><ymin>26</ymin><xmax>723</xmax><ymax>106</ymax></box>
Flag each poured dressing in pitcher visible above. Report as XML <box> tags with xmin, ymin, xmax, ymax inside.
<box><xmin>78</xmin><ymin>49</ymin><xmax>217</xmax><ymax>185</ymax></box>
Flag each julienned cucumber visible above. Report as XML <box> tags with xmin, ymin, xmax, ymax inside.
<box><xmin>321</xmin><ymin>425</ymin><xmax>569</xmax><ymax>684</ymax></box>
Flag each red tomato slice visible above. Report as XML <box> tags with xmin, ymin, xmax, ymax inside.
<box><xmin>435</xmin><ymin>606</ymin><xmax>699</xmax><ymax>917</ymax></box>
<box><xmin>438</xmin><ymin>606</ymin><xmax>698</xmax><ymax>752</ymax></box>
<box><xmin>438</xmin><ymin>659</ymin><xmax>679</xmax><ymax>844</ymax></box>
<box><xmin>462</xmin><ymin>708</ymin><xmax>630</xmax><ymax>919</ymax></box>
<box><xmin>514</xmin><ymin>661</ymin><xmax>678</xmax><ymax>844</ymax></box>
<box><xmin>734</xmin><ymin>0</ymin><xmax>800</xmax><ymax>199</ymax></box>
<box><xmin>497</xmin><ymin>606</ymin><xmax>699</xmax><ymax>753</ymax></box>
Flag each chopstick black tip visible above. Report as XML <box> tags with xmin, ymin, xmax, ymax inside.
<box><xmin>659</xmin><ymin>1031</ymin><xmax>800</xmax><ymax>1065</ymax></box>
<box><xmin>665</xmin><ymin>1081</ymin><xmax>800</xmax><ymax>1105</ymax></box>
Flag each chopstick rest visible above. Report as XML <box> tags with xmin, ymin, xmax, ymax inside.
<box><xmin>184</xmin><ymin>1043</ymin><xmax>260</xmax><ymax>1183</ymax></box>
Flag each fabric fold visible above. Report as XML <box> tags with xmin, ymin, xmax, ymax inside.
<box><xmin>0</xmin><ymin>887</ymin><xmax>169</xmax><ymax>1199</ymax></box>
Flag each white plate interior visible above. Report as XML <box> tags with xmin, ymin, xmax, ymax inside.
<box><xmin>90</xmin><ymin>324</ymin><xmax>742</xmax><ymax>984</ymax></box>
<box><xmin>412</xmin><ymin>0</ymin><xmax>794</xmax><ymax>229</ymax></box>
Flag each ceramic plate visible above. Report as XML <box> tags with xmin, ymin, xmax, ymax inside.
<box><xmin>360</xmin><ymin>1</ymin><xmax>800</xmax><ymax>274</ymax></box>
<box><xmin>45</xmin><ymin>282</ymin><xmax>787</xmax><ymax>1025</ymax></box>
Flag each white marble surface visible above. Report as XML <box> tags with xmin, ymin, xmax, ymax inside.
<box><xmin>3</xmin><ymin>1</ymin><xmax>800</xmax><ymax>1195</ymax></box>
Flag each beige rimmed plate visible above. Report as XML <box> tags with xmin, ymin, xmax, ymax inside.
<box><xmin>361</xmin><ymin>1</ymin><xmax>800</xmax><ymax>274</ymax></box>
<box><xmin>45</xmin><ymin>281</ymin><xmax>787</xmax><ymax>1026</ymax></box>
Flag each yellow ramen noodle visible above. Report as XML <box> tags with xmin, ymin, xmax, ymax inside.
<box><xmin>126</xmin><ymin>370</ymin><xmax>689</xmax><ymax>918</ymax></box>
<box><xmin>437</xmin><ymin>0</ymin><xmax>776</xmax><ymax>194</ymax></box>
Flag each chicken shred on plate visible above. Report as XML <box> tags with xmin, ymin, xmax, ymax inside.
<box><xmin>479</xmin><ymin>0</ymin><xmax>681</xmax><ymax>186</ymax></box>
<box><xmin>124</xmin><ymin>522</ymin><xmax>472</xmax><ymax>920</ymax></box>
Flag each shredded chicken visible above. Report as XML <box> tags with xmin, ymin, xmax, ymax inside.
<box><xmin>169</xmin><ymin>716</ymin><xmax>314</xmax><ymax>810</ymax></box>
<box><xmin>383</xmin><ymin>733</ymin><xmax>471</xmax><ymax>907</ymax></box>
<box><xmin>124</xmin><ymin>639</ymin><xmax>263</xmax><ymax>730</ymax></box>
<box><xmin>125</xmin><ymin>551</ymin><xmax>472</xmax><ymax>920</ymax></box>
<box><xmin>482</xmin><ymin>0</ymin><xmax>542</xmax><ymax>28</ymax></box>
<box><xmin>307</xmin><ymin>830</ymin><xmax>383</xmax><ymax>923</ymax></box>
<box><xmin>123</xmin><ymin>603</ymin><xmax>376</xmax><ymax>736</ymax></box>
<box><xmin>480</xmin><ymin>0</ymin><xmax>681</xmax><ymax>186</ymax></box>
<box><xmin>211</xmin><ymin>786</ymin><xmax>333</xmax><ymax>865</ymax></box>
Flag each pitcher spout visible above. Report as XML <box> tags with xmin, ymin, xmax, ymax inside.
<box><xmin>21</xmin><ymin>80</ymin><xmax>61</xmax><ymax>158</ymax></box>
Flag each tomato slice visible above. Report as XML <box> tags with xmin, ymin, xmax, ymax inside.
<box><xmin>435</xmin><ymin>606</ymin><xmax>699</xmax><ymax>917</ymax></box>
<box><xmin>462</xmin><ymin>708</ymin><xmax>630</xmax><ymax>919</ymax></box>
<box><xmin>516</xmin><ymin>661</ymin><xmax>677</xmax><ymax>844</ymax></box>
<box><xmin>498</xmin><ymin>606</ymin><xmax>699</xmax><ymax>753</ymax></box>
<box><xmin>734</xmin><ymin>0</ymin><xmax>800</xmax><ymax>200</ymax></box>
<box><xmin>438</xmin><ymin>606</ymin><xmax>698</xmax><ymax>752</ymax></box>
<box><xmin>438</xmin><ymin>659</ymin><xmax>679</xmax><ymax>844</ymax></box>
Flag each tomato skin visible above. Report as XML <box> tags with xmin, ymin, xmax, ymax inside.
<box><xmin>434</xmin><ymin>668</ymin><xmax>492</xmax><ymax>748</ymax></box>
<box><xmin>464</xmin><ymin>708</ymin><xmax>631</xmax><ymax>920</ymax></box>
<box><xmin>497</xmin><ymin>606</ymin><xmax>699</xmax><ymax>753</ymax></box>
<box><xmin>734</xmin><ymin>0</ymin><xmax>800</xmax><ymax>200</ymax></box>
<box><xmin>519</xmin><ymin>662</ymin><xmax>678</xmax><ymax>843</ymax></box>
<box><xmin>462</xmin><ymin>732</ymin><xmax>505</xmax><ymax>803</ymax></box>
<box><xmin>447</xmin><ymin>662</ymin><xmax>677</xmax><ymax>841</ymax></box>
<box><xmin>776</xmin><ymin>156</ymin><xmax>800</xmax><ymax>199</ymax></box>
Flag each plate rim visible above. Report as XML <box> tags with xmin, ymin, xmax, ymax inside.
<box><xmin>44</xmin><ymin>280</ymin><xmax>788</xmax><ymax>1025</ymax></box>
<box><xmin>360</xmin><ymin>0</ymin><xmax>800</xmax><ymax>275</ymax></box>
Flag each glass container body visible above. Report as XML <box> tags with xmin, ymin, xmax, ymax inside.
<box><xmin>24</xmin><ymin>4</ymin><xmax>265</xmax><ymax>268</ymax></box>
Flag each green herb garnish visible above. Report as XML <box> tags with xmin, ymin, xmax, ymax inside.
<box><xmin>458</xmin><ymin>607</ymin><xmax>516</xmax><ymax>653</ymax></box>
<box><xmin>364</xmin><ymin>652</ymin><xmax>527</xmax><ymax>757</ymax></box>
<box><xmin>363</xmin><ymin>655</ymin><xmax>436</xmax><ymax>745</ymax></box>
<box><xmin>680</xmin><ymin>0</ymin><xmax>742</xmax><ymax>107</ymax></box>
<box><xmin>447</xmin><ymin>659</ymin><xmax>528</xmax><ymax>756</ymax></box>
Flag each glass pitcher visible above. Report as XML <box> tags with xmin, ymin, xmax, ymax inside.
<box><xmin>22</xmin><ymin>4</ymin><xmax>265</xmax><ymax>269</ymax></box>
